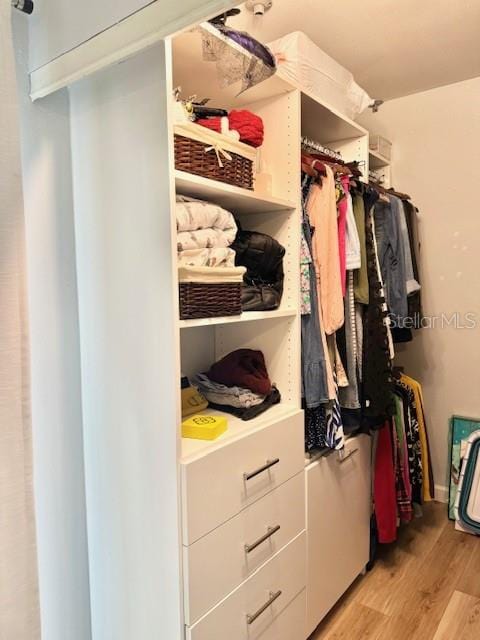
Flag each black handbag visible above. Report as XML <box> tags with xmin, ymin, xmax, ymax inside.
<box><xmin>231</xmin><ymin>228</ymin><xmax>285</xmax><ymax>311</ymax></box>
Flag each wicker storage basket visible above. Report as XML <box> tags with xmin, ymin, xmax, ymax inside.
<box><xmin>179</xmin><ymin>282</ymin><xmax>242</xmax><ymax>320</ymax></box>
<box><xmin>174</xmin><ymin>123</ymin><xmax>256</xmax><ymax>190</ymax></box>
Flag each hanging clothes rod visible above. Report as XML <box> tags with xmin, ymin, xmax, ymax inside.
<box><xmin>300</xmin><ymin>136</ymin><xmax>343</xmax><ymax>162</ymax></box>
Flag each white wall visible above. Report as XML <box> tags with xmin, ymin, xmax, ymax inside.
<box><xmin>359</xmin><ymin>77</ymin><xmax>480</xmax><ymax>498</ymax></box>
<box><xmin>13</xmin><ymin>14</ymin><xmax>92</xmax><ymax>640</ymax></box>
<box><xmin>28</xmin><ymin>0</ymin><xmax>237</xmax><ymax>72</ymax></box>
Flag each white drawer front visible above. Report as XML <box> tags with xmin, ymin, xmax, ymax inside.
<box><xmin>306</xmin><ymin>434</ymin><xmax>371</xmax><ymax>636</ymax></box>
<box><xmin>184</xmin><ymin>472</ymin><xmax>305</xmax><ymax>625</ymax></box>
<box><xmin>182</xmin><ymin>411</ymin><xmax>304</xmax><ymax>544</ymax></box>
<box><xmin>186</xmin><ymin>532</ymin><xmax>306</xmax><ymax>640</ymax></box>
<box><xmin>187</xmin><ymin>590</ymin><xmax>306</xmax><ymax>640</ymax></box>
<box><xmin>253</xmin><ymin>589</ymin><xmax>306</xmax><ymax>640</ymax></box>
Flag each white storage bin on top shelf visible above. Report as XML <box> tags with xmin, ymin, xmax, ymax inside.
<box><xmin>369</xmin><ymin>134</ymin><xmax>392</xmax><ymax>161</ymax></box>
<box><xmin>268</xmin><ymin>31</ymin><xmax>372</xmax><ymax>121</ymax></box>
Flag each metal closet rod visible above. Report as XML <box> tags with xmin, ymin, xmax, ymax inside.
<box><xmin>300</xmin><ymin>136</ymin><xmax>343</xmax><ymax>162</ymax></box>
<box><xmin>12</xmin><ymin>0</ymin><xmax>34</xmax><ymax>15</ymax></box>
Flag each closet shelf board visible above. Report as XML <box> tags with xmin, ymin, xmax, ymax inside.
<box><xmin>175</xmin><ymin>171</ymin><xmax>297</xmax><ymax>214</ymax></box>
<box><xmin>179</xmin><ymin>307</ymin><xmax>298</xmax><ymax>329</ymax></box>
<box><xmin>299</xmin><ymin>88</ymin><xmax>368</xmax><ymax>144</ymax></box>
<box><xmin>369</xmin><ymin>150</ymin><xmax>390</xmax><ymax>169</ymax></box>
<box><xmin>181</xmin><ymin>403</ymin><xmax>301</xmax><ymax>462</ymax></box>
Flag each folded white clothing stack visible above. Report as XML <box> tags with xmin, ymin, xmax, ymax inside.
<box><xmin>175</xmin><ymin>196</ymin><xmax>237</xmax><ymax>253</ymax></box>
<box><xmin>176</xmin><ymin>195</ymin><xmax>238</xmax><ymax>267</ymax></box>
<box><xmin>176</xmin><ymin>195</ymin><xmax>242</xmax><ymax>284</ymax></box>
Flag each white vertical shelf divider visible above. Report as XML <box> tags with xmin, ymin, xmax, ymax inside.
<box><xmin>69</xmin><ymin>41</ymin><xmax>183</xmax><ymax>639</ymax></box>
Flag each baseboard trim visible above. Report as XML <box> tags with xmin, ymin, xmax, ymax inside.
<box><xmin>434</xmin><ymin>484</ymin><xmax>449</xmax><ymax>503</ymax></box>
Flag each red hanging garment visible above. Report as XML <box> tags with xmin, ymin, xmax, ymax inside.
<box><xmin>374</xmin><ymin>421</ymin><xmax>398</xmax><ymax>543</ymax></box>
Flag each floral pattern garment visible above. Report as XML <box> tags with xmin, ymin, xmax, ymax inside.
<box><xmin>300</xmin><ymin>228</ymin><xmax>312</xmax><ymax>315</ymax></box>
<box><xmin>304</xmin><ymin>404</ymin><xmax>327</xmax><ymax>453</ymax></box>
<box><xmin>395</xmin><ymin>382</ymin><xmax>423</xmax><ymax>505</ymax></box>
<box><xmin>325</xmin><ymin>366</ymin><xmax>345</xmax><ymax>450</ymax></box>
<box><xmin>392</xmin><ymin>417</ymin><xmax>414</xmax><ymax>522</ymax></box>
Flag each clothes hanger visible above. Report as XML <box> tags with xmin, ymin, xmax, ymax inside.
<box><xmin>392</xmin><ymin>366</ymin><xmax>404</xmax><ymax>380</ymax></box>
<box><xmin>301</xmin><ymin>161</ymin><xmax>320</xmax><ymax>180</ymax></box>
<box><xmin>309</xmin><ymin>151</ymin><xmax>348</xmax><ymax>168</ymax></box>
<box><xmin>370</xmin><ymin>179</ymin><xmax>411</xmax><ymax>201</ymax></box>
<box><xmin>387</xmin><ymin>187</ymin><xmax>411</xmax><ymax>200</ymax></box>
<box><xmin>346</xmin><ymin>161</ymin><xmax>363</xmax><ymax>178</ymax></box>
<box><xmin>331</xmin><ymin>164</ymin><xmax>352</xmax><ymax>177</ymax></box>
<box><xmin>301</xmin><ymin>152</ymin><xmax>327</xmax><ymax>176</ymax></box>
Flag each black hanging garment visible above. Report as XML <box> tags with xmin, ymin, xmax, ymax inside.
<box><xmin>361</xmin><ymin>186</ymin><xmax>395</xmax><ymax>429</ymax></box>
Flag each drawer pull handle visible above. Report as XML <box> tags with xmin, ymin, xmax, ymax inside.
<box><xmin>246</xmin><ymin>590</ymin><xmax>282</xmax><ymax>625</ymax></box>
<box><xmin>244</xmin><ymin>458</ymin><xmax>280</xmax><ymax>481</ymax></box>
<box><xmin>337</xmin><ymin>447</ymin><xmax>359</xmax><ymax>463</ymax></box>
<box><xmin>244</xmin><ymin>525</ymin><xmax>281</xmax><ymax>554</ymax></box>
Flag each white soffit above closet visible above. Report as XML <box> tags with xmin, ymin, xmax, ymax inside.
<box><xmin>231</xmin><ymin>0</ymin><xmax>480</xmax><ymax>100</ymax></box>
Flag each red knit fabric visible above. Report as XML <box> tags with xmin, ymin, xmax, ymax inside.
<box><xmin>196</xmin><ymin>117</ymin><xmax>222</xmax><ymax>133</ymax></box>
<box><xmin>374</xmin><ymin>421</ymin><xmax>398</xmax><ymax>544</ymax></box>
<box><xmin>196</xmin><ymin>111</ymin><xmax>264</xmax><ymax>147</ymax></box>
<box><xmin>228</xmin><ymin>110</ymin><xmax>264</xmax><ymax>147</ymax></box>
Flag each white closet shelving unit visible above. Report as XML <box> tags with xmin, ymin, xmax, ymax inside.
<box><xmin>37</xmin><ymin>11</ymin><xmax>372</xmax><ymax>638</ymax></box>
<box><xmin>172</xmin><ymin>35</ymin><xmax>307</xmax><ymax>639</ymax></box>
<box><xmin>172</xmin><ymin>31</ymin><xmax>372</xmax><ymax>638</ymax></box>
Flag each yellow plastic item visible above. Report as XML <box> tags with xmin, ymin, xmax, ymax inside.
<box><xmin>181</xmin><ymin>414</ymin><xmax>228</xmax><ymax>440</ymax></box>
<box><xmin>181</xmin><ymin>386</ymin><xmax>208</xmax><ymax>418</ymax></box>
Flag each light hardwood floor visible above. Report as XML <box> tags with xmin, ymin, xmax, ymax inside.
<box><xmin>310</xmin><ymin>501</ymin><xmax>480</xmax><ymax>640</ymax></box>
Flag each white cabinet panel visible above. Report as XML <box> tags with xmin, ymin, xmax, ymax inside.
<box><xmin>187</xmin><ymin>533</ymin><xmax>306</xmax><ymax>640</ymax></box>
<box><xmin>305</xmin><ymin>434</ymin><xmax>371</xmax><ymax>637</ymax></box>
<box><xmin>182</xmin><ymin>411</ymin><xmax>304</xmax><ymax>544</ymax></box>
<box><xmin>184</xmin><ymin>472</ymin><xmax>305</xmax><ymax>624</ymax></box>
<box><xmin>28</xmin><ymin>0</ymin><xmax>239</xmax><ymax>85</ymax></box>
<box><xmin>30</xmin><ymin>0</ymin><xmax>152</xmax><ymax>70</ymax></box>
<box><xmin>70</xmin><ymin>44</ymin><xmax>183</xmax><ymax>640</ymax></box>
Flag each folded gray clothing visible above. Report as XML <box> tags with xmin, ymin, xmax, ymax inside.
<box><xmin>192</xmin><ymin>373</ymin><xmax>265</xmax><ymax>408</ymax></box>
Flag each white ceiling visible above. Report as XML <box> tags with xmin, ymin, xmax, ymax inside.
<box><xmin>230</xmin><ymin>0</ymin><xmax>480</xmax><ymax>100</ymax></box>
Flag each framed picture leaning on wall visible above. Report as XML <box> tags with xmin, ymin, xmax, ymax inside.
<box><xmin>449</xmin><ymin>415</ymin><xmax>480</xmax><ymax>520</ymax></box>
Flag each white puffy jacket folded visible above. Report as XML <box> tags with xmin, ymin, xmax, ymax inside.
<box><xmin>176</xmin><ymin>195</ymin><xmax>237</xmax><ymax>252</ymax></box>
